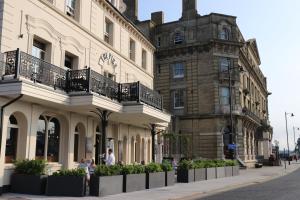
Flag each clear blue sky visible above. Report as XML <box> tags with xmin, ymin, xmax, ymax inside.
<box><xmin>139</xmin><ymin>0</ymin><xmax>300</xmax><ymax>150</ymax></box>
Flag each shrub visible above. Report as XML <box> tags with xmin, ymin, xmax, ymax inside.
<box><xmin>161</xmin><ymin>160</ymin><xmax>173</xmax><ymax>172</ymax></box>
<box><xmin>202</xmin><ymin>160</ymin><xmax>216</xmax><ymax>168</ymax></box>
<box><xmin>193</xmin><ymin>160</ymin><xmax>205</xmax><ymax>169</ymax></box>
<box><xmin>122</xmin><ymin>164</ymin><xmax>145</xmax><ymax>175</ymax></box>
<box><xmin>52</xmin><ymin>168</ymin><xmax>86</xmax><ymax>177</ymax></box>
<box><xmin>225</xmin><ymin>160</ymin><xmax>238</xmax><ymax>166</ymax></box>
<box><xmin>94</xmin><ymin>165</ymin><xmax>122</xmax><ymax>176</ymax></box>
<box><xmin>214</xmin><ymin>160</ymin><xmax>226</xmax><ymax>167</ymax></box>
<box><xmin>14</xmin><ymin>159</ymin><xmax>46</xmax><ymax>175</ymax></box>
<box><xmin>178</xmin><ymin>160</ymin><xmax>194</xmax><ymax>170</ymax></box>
<box><xmin>145</xmin><ymin>163</ymin><xmax>163</xmax><ymax>173</ymax></box>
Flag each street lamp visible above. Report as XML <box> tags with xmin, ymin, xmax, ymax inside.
<box><xmin>285</xmin><ymin>112</ymin><xmax>294</xmax><ymax>160</ymax></box>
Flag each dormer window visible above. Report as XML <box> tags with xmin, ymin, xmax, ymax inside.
<box><xmin>174</xmin><ymin>32</ymin><xmax>184</xmax><ymax>44</ymax></box>
<box><xmin>219</xmin><ymin>27</ymin><xmax>230</xmax><ymax>40</ymax></box>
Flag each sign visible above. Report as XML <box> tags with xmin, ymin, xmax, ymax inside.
<box><xmin>99</xmin><ymin>52</ymin><xmax>118</xmax><ymax>68</ymax></box>
<box><xmin>228</xmin><ymin>144</ymin><xmax>236</xmax><ymax>150</ymax></box>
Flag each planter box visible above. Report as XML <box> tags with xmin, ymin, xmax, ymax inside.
<box><xmin>11</xmin><ymin>174</ymin><xmax>47</xmax><ymax>195</ymax></box>
<box><xmin>225</xmin><ymin>166</ymin><xmax>233</xmax><ymax>177</ymax></box>
<box><xmin>146</xmin><ymin>172</ymin><xmax>165</xmax><ymax>189</ymax></box>
<box><xmin>216</xmin><ymin>167</ymin><xmax>226</xmax><ymax>178</ymax></box>
<box><xmin>46</xmin><ymin>176</ymin><xmax>85</xmax><ymax>197</ymax></box>
<box><xmin>194</xmin><ymin>168</ymin><xmax>206</xmax><ymax>181</ymax></box>
<box><xmin>90</xmin><ymin>175</ymin><xmax>123</xmax><ymax>197</ymax></box>
<box><xmin>177</xmin><ymin>169</ymin><xmax>194</xmax><ymax>183</ymax></box>
<box><xmin>165</xmin><ymin>171</ymin><xmax>175</xmax><ymax>186</ymax></box>
<box><xmin>232</xmin><ymin>165</ymin><xmax>240</xmax><ymax>176</ymax></box>
<box><xmin>123</xmin><ymin>173</ymin><xmax>146</xmax><ymax>193</ymax></box>
<box><xmin>206</xmin><ymin>168</ymin><xmax>216</xmax><ymax>180</ymax></box>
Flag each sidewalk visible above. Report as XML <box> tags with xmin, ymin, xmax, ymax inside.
<box><xmin>2</xmin><ymin>162</ymin><xmax>300</xmax><ymax>200</ymax></box>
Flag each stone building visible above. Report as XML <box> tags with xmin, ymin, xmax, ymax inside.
<box><xmin>126</xmin><ymin>0</ymin><xmax>273</xmax><ymax>166</ymax></box>
<box><xmin>0</xmin><ymin>0</ymin><xmax>170</xmax><ymax>193</ymax></box>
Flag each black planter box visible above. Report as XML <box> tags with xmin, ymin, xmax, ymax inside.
<box><xmin>165</xmin><ymin>171</ymin><xmax>175</xmax><ymax>186</ymax></box>
<box><xmin>11</xmin><ymin>174</ymin><xmax>47</xmax><ymax>195</ymax></box>
<box><xmin>232</xmin><ymin>165</ymin><xmax>239</xmax><ymax>176</ymax></box>
<box><xmin>46</xmin><ymin>176</ymin><xmax>85</xmax><ymax>197</ymax></box>
<box><xmin>177</xmin><ymin>169</ymin><xmax>194</xmax><ymax>183</ymax></box>
<box><xmin>146</xmin><ymin>172</ymin><xmax>165</xmax><ymax>189</ymax></box>
<box><xmin>225</xmin><ymin>166</ymin><xmax>233</xmax><ymax>177</ymax></box>
<box><xmin>90</xmin><ymin>175</ymin><xmax>123</xmax><ymax>197</ymax></box>
<box><xmin>194</xmin><ymin>168</ymin><xmax>206</xmax><ymax>181</ymax></box>
<box><xmin>123</xmin><ymin>173</ymin><xmax>146</xmax><ymax>193</ymax></box>
<box><xmin>206</xmin><ymin>168</ymin><xmax>216</xmax><ymax>180</ymax></box>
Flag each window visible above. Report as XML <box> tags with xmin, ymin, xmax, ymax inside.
<box><xmin>32</xmin><ymin>40</ymin><xmax>46</xmax><ymax>60</ymax></box>
<box><xmin>64</xmin><ymin>51</ymin><xmax>78</xmax><ymax>69</ymax></box>
<box><xmin>142</xmin><ymin>49</ymin><xmax>147</xmax><ymax>69</ymax></box>
<box><xmin>66</xmin><ymin>0</ymin><xmax>76</xmax><ymax>17</ymax></box>
<box><xmin>220</xmin><ymin>57</ymin><xmax>231</xmax><ymax>72</ymax></box>
<box><xmin>105</xmin><ymin>18</ymin><xmax>114</xmax><ymax>45</ymax></box>
<box><xmin>104</xmin><ymin>71</ymin><xmax>116</xmax><ymax>81</ymax></box>
<box><xmin>157</xmin><ymin>64</ymin><xmax>161</xmax><ymax>75</ymax></box>
<box><xmin>173</xmin><ymin>63</ymin><xmax>184</xmax><ymax>79</ymax></box>
<box><xmin>5</xmin><ymin>115</ymin><xmax>18</xmax><ymax>163</ymax></box>
<box><xmin>220</xmin><ymin>87</ymin><xmax>230</xmax><ymax>105</ymax></box>
<box><xmin>36</xmin><ymin>116</ymin><xmax>60</xmax><ymax>162</ymax></box>
<box><xmin>219</xmin><ymin>27</ymin><xmax>230</xmax><ymax>40</ymax></box>
<box><xmin>129</xmin><ymin>39</ymin><xmax>136</xmax><ymax>61</ymax></box>
<box><xmin>174</xmin><ymin>32</ymin><xmax>184</xmax><ymax>44</ymax></box>
<box><xmin>174</xmin><ymin>90</ymin><xmax>184</xmax><ymax>109</ymax></box>
<box><xmin>157</xmin><ymin>37</ymin><xmax>161</xmax><ymax>47</ymax></box>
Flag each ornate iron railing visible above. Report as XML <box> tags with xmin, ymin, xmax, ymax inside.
<box><xmin>242</xmin><ymin>107</ymin><xmax>261</xmax><ymax>124</ymax></box>
<box><xmin>90</xmin><ymin>70</ymin><xmax>119</xmax><ymax>100</ymax></box>
<box><xmin>19</xmin><ymin>52</ymin><xmax>67</xmax><ymax>90</ymax></box>
<box><xmin>0</xmin><ymin>49</ymin><xmax>164</xmax><ymax>110</ymax></box>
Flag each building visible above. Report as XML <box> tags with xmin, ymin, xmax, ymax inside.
<box><xmin>0</xmin><ymin>0</ymin><xmax>171</xmax><ymax>193</ymax></box>
<box><xmin>131</xmin><ymin>0</ymin><xmax>273</xmax><ymax>167</ymax></box>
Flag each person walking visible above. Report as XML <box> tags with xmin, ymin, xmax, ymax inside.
<box><xmin>106</xmin><ymin>149</ymin><xmax>115</xmax><ymax>166</ymax></box>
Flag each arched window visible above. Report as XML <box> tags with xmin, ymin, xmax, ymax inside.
<box><xmin>73</xmin><ymin>123</ymin><xmax>86</xmax><ymax>162</ymax></box>
<box><xmin>35</xmin><ymin>116</ymin><xmax>60</xmax><ymax>162</ymax></box>
<box><xmin>5</xmin><ymin>115</ymin><xmax>19</xmax><ymax>163</ymax></box>
<box><xmin>219</xmin><ymin>27</ymin><xmax>230</xmax><ymax>40</ymax></box>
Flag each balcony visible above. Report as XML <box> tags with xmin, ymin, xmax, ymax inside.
<box><xmin>0</xmin><ymin>49</ymin><xmax>163</xmax><ymax>111</ymax></box>
<box><xmin>242</xmin><ymin>107</ymin><xmax>261</xmax><ymax>125</ymax></box>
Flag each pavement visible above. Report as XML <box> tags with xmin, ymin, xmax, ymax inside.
<box><xmin>1</xmin><ymin>161</ymin><xmax>300</xmax><ymax>200</ymax></box>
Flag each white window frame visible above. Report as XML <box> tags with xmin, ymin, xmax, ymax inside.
<box><xmin>142</xmin><ymin>49</ymin><xmax>147</xmax><ymax>69</ymax></box>
<box><xmin>66</xmin><ymin>0</ymin><xmax>76</xmax><ymax>17</ymax></box>
<box><xmin>129</xmin><ymin>39</ymin><xmax>136</xmax><ymax>61</ymax></box>
<box><xmin>104</xmin><ymin>18</ymin><xmax>114</xmax><ymax>46</ymax></box>
<box><xmin>174</xmin><ymin>89</ymin><xmax>184</xmax><ymax>109</ymax></box>
<box><xmin>173</xmin><ymin>63</ymin><xmax>184</xmax><ymax>79</ymax></box>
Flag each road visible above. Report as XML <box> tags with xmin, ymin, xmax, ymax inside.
<box><xmin>198</xmin><ymin>168</ymin><xmax>300</xmax><ymax>200</ymax></box>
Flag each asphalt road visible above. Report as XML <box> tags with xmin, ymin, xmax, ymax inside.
<box><xmin>199</xmin><ymin>168</ymin><xmax>300</xmax><ymax>200</ymax></box>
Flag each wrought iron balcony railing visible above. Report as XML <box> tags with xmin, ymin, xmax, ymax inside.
<box><xmin>242</xmin><ymin>107</ymin><xmax>262</xmax><ymax>124</ymax></box>
<box><xmin>0</xmin><ymin>49</ymin><xmax>163</xmax><ymax>110</ymax></box>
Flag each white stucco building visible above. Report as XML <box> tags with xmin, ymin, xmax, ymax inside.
<box><xmin>0</xmin><ymin>0</ymin><xmax>170</xmax><ymax>193</ymax></box>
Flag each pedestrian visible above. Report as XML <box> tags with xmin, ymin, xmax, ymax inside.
<box><xmin>106</xmin><ymin>149</ymin><xmax>115</xmax><ymax>166</ymax></box>
<box><xmin>89</xmin><ymin>159</ymin><xmax>96</xmax><ymax>175</ymax></box>
<box><xmin>78</xmin><ymin>158</ymin><xmax>90</xmax><ymax>182</ymax></box>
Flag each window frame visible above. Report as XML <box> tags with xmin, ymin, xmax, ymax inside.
<box><xmin>142</xmin><ymin>49</ymin><xmax>147</xmax><ymax>69</ymax></box>
<box><xmin>129</xmin><ymin>38</ymin><xmax>136</xmax><ymax>61</ymax></box>
<box><xmin>104</xmin><ymin>18</ymin><xmax>114</xmax><ymax>46</ymax></box>
<box><xmin>173</xmin><ymin>63</ymin><xmax>185</xmax><ymax>79</ymax></box>
<box><xmin>174</xmin><ymin>32</ymin><xmax>184</xmax><ymax>44</ymax></box>
<box><xmin>219</xmin><ymin>57</ymin><xmax>231</xmax><ymax>73</ymax></box>
<box><xmin>174</xmin><ymin>89</ymin><xmax>185</xmax><ymax>109</ymax></box>
<box><xmin>219</xmin><ymin>87</ymin><xmax>230</xmax><ymax>105</ymax></box>
<box><xmin>219</xmin><ymin>27</ymin><xmax>230</xmax><ymax>40</ymax></box>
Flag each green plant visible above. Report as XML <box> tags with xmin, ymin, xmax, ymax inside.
<box><xmin>202</xmin><ymin>160</ymin><xmax>216</xmax><ymax>168</ymax></box>
<box><xmin>161</xmin><ymin>160</ymin><xmax>173</xmax><ymax>172</ymax></box>
<box><xmin>193</xmin><ymin>160</ymin><xmax>205</xmax><ymax>169</ymax></box>
<box><xmin>145</xmin><ymin>163</ymin><xmax>163</xmax><ymax>173</ymax></box>
<box><xmin>178</xmin><ymin>160</ymin><xmax>194</xmax><ymax>170</ymax></box>
<box><xmin>225</xmin><ymin>160</ymin><xmax>238</xmax><ymax>166</ymax></box>
<box><xmin>94</xmin><ymin>164</ymin><xmax>122</xmax><ymax>176</ymax></box>
<box><xmin>52</xmin><ymin>168</ymin><xmax>86</xmax><ymax>177</ymax></box>
<box><xmin>14</xmin><ymin>159</ymin><xmax>46</xmax><ymax>175</ymax></box>
<box><xmin>122</xmin><ymin>164</ymin><xmax>145</xmax><ymax>175</ymax></box>
<box><xmin>214</xmin><ymin>160</ymin><xmax>226</xmax><ymax>167</ymax></box>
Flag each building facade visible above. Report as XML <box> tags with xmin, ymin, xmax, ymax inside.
<box><xmin>132</xmin><ymin>0</ymin><xmax>272</xmax><ymax>166</ymax></box>
<box><xmin>0</xmin><ymin>0</ymin><xmax>170</xmax><ymax>193</ymax></box>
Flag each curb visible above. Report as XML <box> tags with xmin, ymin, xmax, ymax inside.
<box><xmin>171</xmin><ymin>164</ymin><xmax>300</xmax><ymax>200</ymax></box>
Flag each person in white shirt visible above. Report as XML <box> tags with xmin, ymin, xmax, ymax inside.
<box><xmin>106</xmin><ymin>149</ymin><xmax>115</xmax><ymax>166</ymax></box>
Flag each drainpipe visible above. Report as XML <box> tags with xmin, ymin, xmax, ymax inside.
<box><xmin>0</xmin><ymin>94</ymin><xmax>23</xmax><ymax>153</ymax></box>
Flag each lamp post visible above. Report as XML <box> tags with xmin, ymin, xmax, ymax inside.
<box><xmin>285</xmin><ymin>112</ymin><xmax>294</xmax><ymax>162</ymax></box>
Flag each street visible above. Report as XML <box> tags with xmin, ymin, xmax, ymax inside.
<box><xmin>199</xmin><ymin>166</ymin><xmax>300</xmax><ymax>200</ymax></box>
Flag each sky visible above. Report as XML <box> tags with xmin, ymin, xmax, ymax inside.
<box><xmin>138</xmin><ymin>0</ymin><xmax>300</xmax><ymax>150</ymax></box>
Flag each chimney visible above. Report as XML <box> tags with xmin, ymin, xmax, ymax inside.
<box><xmin>181</xmin><ymin>0</ymin><xmax>198</xmax><ymax>20</ymax></box>
<box><xmin>123</xmin><ymin>0</ymin><xmax>138</xmax><ymax>22</ymax></box>
<box><xmin>151</xmin><ymin>11</ymin><xmax>164</xmax><ymax>25</ymax></box>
